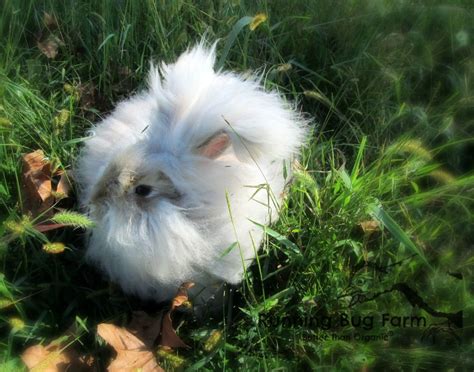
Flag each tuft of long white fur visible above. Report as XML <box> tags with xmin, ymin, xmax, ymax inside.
<box><xmin>75</xmin><ymin>43</ymin><xmax>309</xmax><ymax>302</ymax></box>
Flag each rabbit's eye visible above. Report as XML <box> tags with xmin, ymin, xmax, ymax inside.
<box><xmin>135</xmin><ymin>185</ymin><xmax>152</xmax><ymax>197</ymax></box>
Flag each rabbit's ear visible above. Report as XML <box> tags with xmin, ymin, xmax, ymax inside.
<box><xmin>197</xmin><ymin>131</ymin><xmax>230</xmax><ymax>159</ymax></box>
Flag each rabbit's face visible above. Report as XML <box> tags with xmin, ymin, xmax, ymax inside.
<box><xmin>88</xmin><ymin>129</ymin><xmax>231</xmax><ymax>217</ymax></box>
<box><xmin>89</xmin><ymin>145</ymin><xmax>181</xmax><ymax>214</ymax></box>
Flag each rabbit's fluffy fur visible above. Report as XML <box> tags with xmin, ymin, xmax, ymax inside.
<box><xmin>76</xmin><ymin>43</ymin><xmax>307</xmax><ymax>302</ymax></box>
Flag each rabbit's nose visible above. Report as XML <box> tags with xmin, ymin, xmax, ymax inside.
<box><xmin>106</xmin><ymin>179</ymin><xmax>122</xmax><ymax>195</ymax></box>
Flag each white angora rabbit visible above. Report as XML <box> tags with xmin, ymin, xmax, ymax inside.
<box><xmin>76</xmin><ymin>43</ymin><xmax>307</xmax><ymax>303</ymax></box>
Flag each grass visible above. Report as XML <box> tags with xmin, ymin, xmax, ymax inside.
<box><xmin>1</xmin><ymin>0</ymin><xmax>473</xmax><ymax>370</ymax></box>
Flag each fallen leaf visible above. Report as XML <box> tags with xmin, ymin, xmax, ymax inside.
<box><xmin>21</xmin><ymin>150</ymin><xmax>71</xmax><ymax>218</ymax></box>
<box><xmin>22</xmin><ymin>344</ymin><xmax>69</xmax><ymax>372</ymax></box>
<box><xmin>24</xmin><ymin>151</ymin><xmax>52</xmax><ymax>201</ymax></box>
<box><xmin>38</xmin><ymin>38</ymin><xmax>59</xmax><ymax>59</ymax></box>
<box><xmin>22</xmin><ymin>150</ymin><xmax>55</xmax><ymax>217</ymax></box>
<box><xmin>97</xmin><ymin>323</ymin><xmax>163</xmax><ymax>372</ymax></box>
<box><xmin>34</xmin><ymin>223</ymin><xmax>68</xmax><ymax>233</ymax></box>
<box><xmin>52</xmin><ymin>171</ymin><xmax>72</xmax><ymax>200</ymax></box>
<box><xmin>159</xmin><ymin>317</ymin><xmax>187</xmax><ymax>349</ymax></box>
<box><xmin>128</xmin><ymin>311</ymin><xmax>163</xmax><ymax>348</ymax></box>
<box><xmin>159</xmin><ymin>282</ymin><xmax>194</xmax><ymax>349</ymax></box>
<box><xmin>43</xmin><ymin>12</ymin><xmax>58</xmax><ymax>29</ymax></box>
<box><xmin>98</xmin><ymin>323</ymin><xmax>145</xmax><ymax>351</ymax></box>
<box><xmin>359</xmin><ymin>220</ymin><xmax>380</xmax><ymax>234</ymax></box>
<box><xmin>97</xmin><ymin>283</ymin><xmax>193</xmax><ymax>371</ymax></box>
<box><xmin>171</xmin><ymin>282</ymin><xmax>195</xmax><ymax>310</ymax></box>
<box><xmin>37</xmin><ymin>35</ymin><xmax>61</xmax><ymax>59</ymax></box>
<box><xmin>21</xmin><ymin>341</ymin><xmax>93</xmax><ymax>372</ymax></box>
<box><xmin>107</xmin><ymin>350</ymin><xmax>162</xmax><ymax>372</ymax></box>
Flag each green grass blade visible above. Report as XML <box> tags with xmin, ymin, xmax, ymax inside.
<box><xmin>216</xmin><ymin>16</ymin><xmax>253</xmax><ymax>70</ymax></box>
<box><xmin>249</xmin><ymin>219</ymin><xmax>301</xmax><ymax>256</ymax></box>
<box><xmin>369</xmin><ymin>203</ymin><xmax>433</xmax><ymax>271</ymax></box>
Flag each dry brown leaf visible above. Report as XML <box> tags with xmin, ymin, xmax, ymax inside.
<box><xmin>22</xmin><ymin>344</ymin><xmax>69</xmax><ymax>372</ymax></box>
<box><xmin>34</xmin><ymin>223</ymin><xmax>68</xmax><ymax>233</ymax></box>
<box><xmin>159</xmin><ymin>282</ymin><xmax>194</xmax><ymax>349</ymax></box>
<box><xmin>22</xmin><ymin>150</ymin><xmax>54</xmax><ymax>217</ymax></box>
<box><xmin>128</xmin><ymin>311</ymin><xmax>163</xmax><ymax>348</ymax></box>
<box><xmin>159</xmin><ymin>316</ymin><xmax>188</xmax><ymax>349</ymax></box>
<box><xmin>37</xmin><ymin>34</ymin><xmax>64</xmax><ymax>59</ymax></box>
<box><xmin>37</xmin><ymin>36</ymin><xmax>59</xmax><ymax>59</ymax></box>
<box><xmin>43</xmin><ymin>12</ymin><xmax>58</xmax><ymax>29</ymax></box>
<box><xmin>97</xmin><ymin>323</ymin><xmax>163</xmax><ymax>372</ymax></box>
<box><xmin>97</xmin><ymin>283</ymin><xmax>193</xmax><ymax>371</ymax></box>
<box><xmin>52</xmin><ymin>171</ymin><xmax>72</xmax><ymax>199</ymax></box>
<box><xmin>23</xmin><ymin>150</ymin><xmax>52</xmax><ymax>201</ymax></box>
<box><xmin>359</xmin><ymin>220</ymin><xmax>380</xmax><ymax>234</ymax></box>
<box><xmin>107</xmin><ymin>350</ymin><xmax>162</xmax><ymax>372</ymax></box>
<box><xmin>22</xmin><ymin>150</ymin><xmax>71</xmax><ymax>219</ymax></box>
<box><xmin>171</xmin><ymin>282</ymin><xmax>195</xmax><ymax>310</ymax></box>
<box><xmin>98</xmin><ymin>323</ymin><xmax>145</xmax><ymax>351</ymax></box>
<box><xmin>21</xmin><ymin>342</ymin><xmax>93</xmax><ymax>372</ymax></box>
